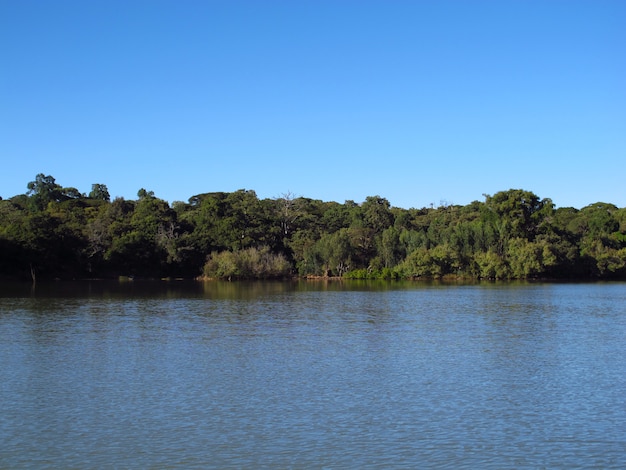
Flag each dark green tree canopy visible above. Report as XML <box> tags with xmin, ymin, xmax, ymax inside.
<box><xmin>89</xmin><ymin>184</ymin><xmax>110</xmax><ymax>202</ymax></box>
<box><xmin>1</xmin><ymin>174</ymin><xmax>625</xmax><ymax>281</ymax></box>
<box><xmin>26</xmin><ymin>174</ymin><xmax>63</xmax><ymax>210</ymax></box>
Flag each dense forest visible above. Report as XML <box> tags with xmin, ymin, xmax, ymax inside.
<box><xmin>1</xmin><ymin>174</ymin><xmax>625</xmax><ymax>281</ymax></box>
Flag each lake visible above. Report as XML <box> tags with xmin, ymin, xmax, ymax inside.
<box><xmin>1</xmin><ymin>280</ymin><xmax>625</xmax><ymax>468</ymax></box>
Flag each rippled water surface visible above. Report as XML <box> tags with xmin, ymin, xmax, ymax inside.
<box><xmin>1</xmin><ymin>280</ymin><xmax>625</xmax><ymax>468</ymax></box>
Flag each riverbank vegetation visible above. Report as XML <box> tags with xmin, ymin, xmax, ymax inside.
<box><xmin>1</xmin><ymin>174</ymin><xmax>625</xmax><ymax>281</ymax></box>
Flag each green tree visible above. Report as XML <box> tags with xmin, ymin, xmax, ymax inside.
<box><xmin>379</xmin><ymin>226</ymin><xmax>402</xmax><ymax>268</ymax></box>
<box><xmin>321</xmin><ymin>201</ymin><xmax>352</xmax><ymax>233</ymax></box>
<box><xmin>288</xmin><ymin>229</ymin><xmax>319</xmax><ymax>275</ymax></box>
<box><xmin>397</xmin><ymin>247</ymin><xmax>433</xmax><ymax>278</ymax></box>
<box><xmin>315</xmin><ymin>228</ymin><xmax>353</xmax><ymax>276</ymax></box>
<box><xmin>484</xmin><ymin>189</ymin><xmax>553</xmax><ymax>240</ymax></box>
<box><xmin>26</xmin><ymin>174</ymin><xmax>63</xmax><ymax>210</ymax></box>
<box><xmin>89</xmin><ymin>184</ymin><xmax>111</xmax><ymax>202</ymax></box>
<box><xmin>361</xmin><ymin>196</ymin><xmax>394</xmax><ymax>234</ymax></box>
<box><xmin>474</xmin><ymin>250</ymin><xmax>509</xmax><ymax>279</ymax></box>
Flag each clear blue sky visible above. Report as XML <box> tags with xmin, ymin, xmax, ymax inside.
<box><xmin>1</xmin><ymin>0</ymin><xmax>624</xmax><ymax>209</ymax></box>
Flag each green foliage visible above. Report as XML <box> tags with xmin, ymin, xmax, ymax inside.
<box><xmin>484</xmin><ymin>189</ymin><xmax>553</xmax><ymax>240</ymax></box>
<box><xmin>325</xmin><ymin>229</ymin><xmax>353</xmax><ymax>275</ymax></box>
<box><xmin>507</xmin><ymin>238</ymin><xmax>546</xmax><ymax>278</ymax></box>
<box><xmin>1</xmin><ymin>174</ymin><xmax>625</xmax><ymax>280</ymax></box>
<box><xmin>203</xmin><ymin>246</ymin><xmax>291</xmax><ymax>279</ymax></box>
<box><xmin>89</xmin><ymin>184</ymin><xmax>110</xmax><ymax>202</ymax></box>
<box><xmin>26</xmin><ymin>174</ymin><xmax>63</xmax><ymax>210</ymax></box>
<box><xmin>361</xmin><ymin>196</ymin><xmax>394</xmax><ymax>234</ymax></box>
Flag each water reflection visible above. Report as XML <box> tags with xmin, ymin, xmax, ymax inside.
<box><xmin>1</xmin><ymin>281</ymin><xmax>625</xmax><ymax>468</ymax></box>
<box><xmin>0</xmin><ymin>278</ymin><xmax>510</xmax><ymax>300</ymax></box>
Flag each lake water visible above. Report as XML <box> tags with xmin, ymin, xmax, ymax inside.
<box><xmin>1</xmin><ymin>280</ymin><xmax>625</xmax><ymax>468</ymax></box>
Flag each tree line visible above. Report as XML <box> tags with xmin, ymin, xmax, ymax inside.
<box><xmin>1</xmin><ymin>174</ymin><xmax>625</xmax><ymax>281</ymax></box>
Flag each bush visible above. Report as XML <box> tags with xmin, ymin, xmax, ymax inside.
<box><xmin>203</xmin><ymin>246</ymin><xmax>292</xmax><ymax>279</ymax></box>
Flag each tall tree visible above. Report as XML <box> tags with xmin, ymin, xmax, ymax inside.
<box><xmin>26</xmin><ymin>174</ymin><xmax>63</xmax><ymax>210</ymax></box>
<box><xmin>89</xmin><ymin>184</ymin><xmax>111</xmax><ymax>202</ymax></box>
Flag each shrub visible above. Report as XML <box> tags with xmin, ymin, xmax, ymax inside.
<box><xmin>203</xmin><ymin>246</ymin><xmax>291</xmax><ymax>279</ymax></box>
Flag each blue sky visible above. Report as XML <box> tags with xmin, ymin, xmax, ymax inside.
<box><xmin>1</xmin><ymin>0</ymin><xmax>624</xmax><ymax>209</ymax></box>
